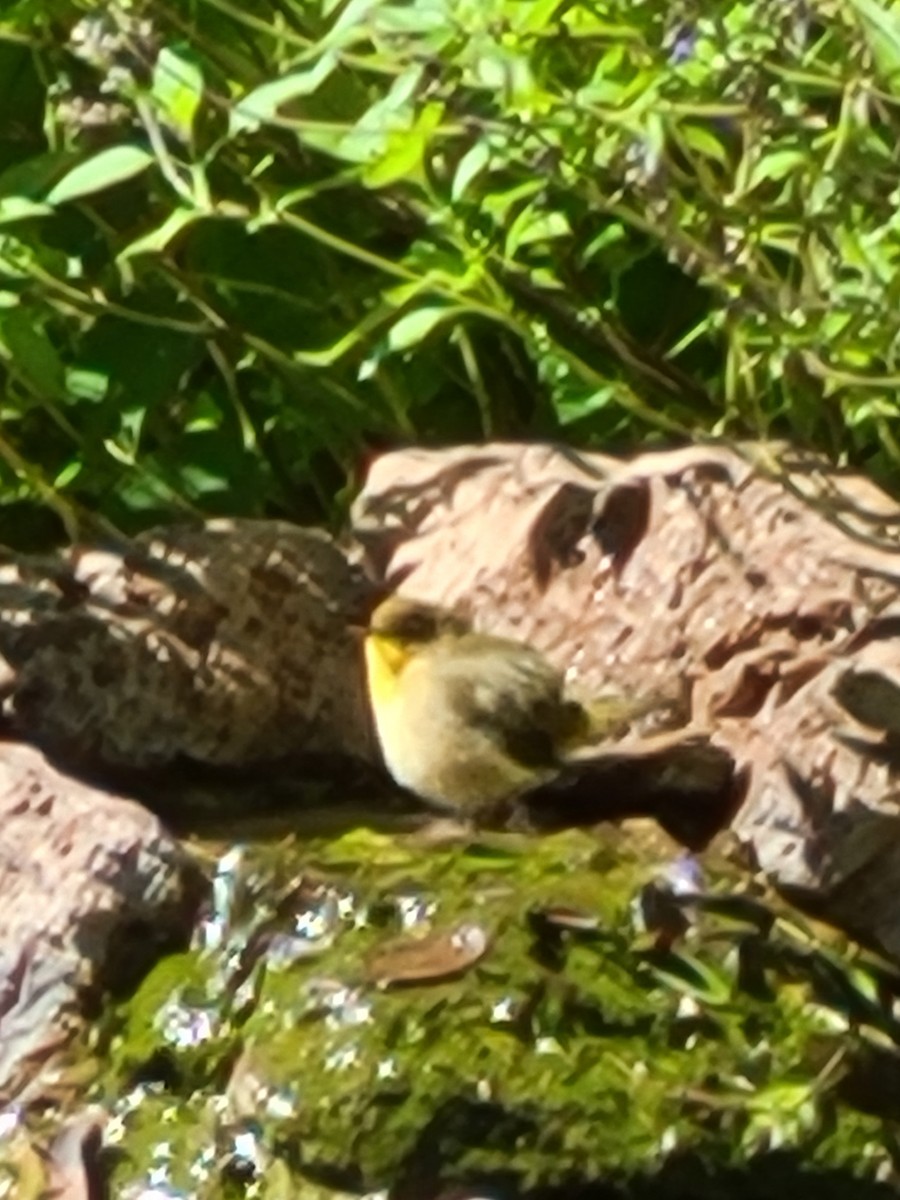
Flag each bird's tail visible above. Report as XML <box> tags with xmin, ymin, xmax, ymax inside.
<box><xmin>561</xmin><ymin>692</ymin><xmax>678</xmax><ymax>756</ymax></box>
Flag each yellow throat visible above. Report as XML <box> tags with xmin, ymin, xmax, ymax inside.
<box><xmin>364</xmin><ymin>633</ymin><xmax>412</xmax><ymax>712</ymax></box>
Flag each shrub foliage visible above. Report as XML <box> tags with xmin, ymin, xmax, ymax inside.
<box><xmin>1</xmin><ymin>0</ymin><xmax>900</xmax><ymax>538</ymax></box>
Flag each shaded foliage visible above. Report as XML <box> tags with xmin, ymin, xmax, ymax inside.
<box><xmin>1</xmin><ymin>0</ymin><xmax>900</xmax><ymax>541</ymax></box>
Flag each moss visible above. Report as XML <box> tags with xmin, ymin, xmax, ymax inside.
<box><xmin>84</xmin><ymin>819</ymin><xmax>900</xmax><ymax>1196</ymax></box>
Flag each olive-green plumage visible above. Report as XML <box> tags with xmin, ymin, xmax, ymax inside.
<box><xmin>364</xmin><ymin>595</ymin><xmax>656</xmax><ymax>811</ymax></box>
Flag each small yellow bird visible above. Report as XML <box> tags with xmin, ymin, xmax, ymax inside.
<box><xmin>364</xmin><ymin>594</ymin><xmax>662</xmax><ymax>813</ymax></box>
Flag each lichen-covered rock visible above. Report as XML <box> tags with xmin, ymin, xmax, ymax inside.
<box><xmin>0</xmin><ymin>519</ymin><xmax>377</xmax><ymax>771</ymax></box>
<box><xmin>351</xmin><ymin>442</ymin><xmax>900</xmax><ymax>956</ymax></box>
<box><xmin>0</xmin><ymin>742</ymin><xmax>204</xmax><ymax>1105</ymax></box>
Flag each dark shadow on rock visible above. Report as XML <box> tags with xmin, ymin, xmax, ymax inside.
<box><xmin>510</xmin><ymin>736</ymin><xmax>741</xmax><ymax>850</ymax></box>
<box><xmin>114</xmin><ymin>754</ymin><xmax>436</xmax><ymax>842</ymax></box>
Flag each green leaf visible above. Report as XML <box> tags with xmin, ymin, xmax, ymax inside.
<box><xmin>482</xmin><ymin>179</ymin><xmax>543</xmax><ymax>225</ymax></box>
<box><xmin>579</xmin><ymin>222</ymin><xmax>628</xmax><ymax>265</ymax></box>
<box><xmin>44</xmin><ymin>146</ymin><xmax>155</xmax><ymax>205</ymax></box>
<box><xmin>363</xmin><ymin>101</ymin><xmax>444</xmax><ymax>189</ymax></box>
<box><xmin>845</xmin><ymin>396</ymin><xmax>900</xmax><ymax>426</ymax></box>
<box><xmin>679</xmin><ymin>122</ymin><xmax>730</xmax><ymax>167</ymax></box>
<box><xmin>514</xmin><ymin>0</ymin><xmax>563</xmax><ymax>34</ymax></box>
<box><xmin>178</xmin><ymin>462</ymin><xmax>230</xmax><ymax>497</ymax></box>
<box><xmin>230</xmin><ymin>53</ymin><xmax>339</xmax><ymax>135</ymax></box>
<box><xmin>75</xmin><ymin>317</ymin><xmax>204</xmax><ymax>415</ymax></box>
<box><xmin>505</xmin><ymin>206</ymin><xmax>570</xmax><ymax>257</ymax></box>
<box><xmin>363</xmin><ymin>128</ymin><xmax>427</xmax><ymax>188</ymax></box>
<box><xmin>53</xmin><ymin>459</ymin><xmax>83</xmax><ymax>489</ymax></box>
<box><xmin>111</xmin><ymin>473</ymin><xmax>172</xmax><ymax>513</ymax></box>
<box><xmin>0</xmin><ymin>308</ymin><xmax>65</xmax><ymax>399</ymax></box>
<box><xmin>118</xmin><ymin>209</ymin><xmax>202</xmax><ymax>261</ymax></box>
<box><xmin>649</xmin><ymin>952</ymin><xmax>734</xmax><ymax>1006</ymax></box>
<box><xmin>0</xmin><ymin>149</ymin><xmax>80</xmax><ymax>199</ymax></box>
<box><xmin>153</xmin><ymin>45</ymin><xmax>205</xmax><ymax>142</ymax></box>
<box><xmin>555</xmin><ymin>383</ymin><xmax>620</xmax><ymax>425</ymax></box>
<box><xmin>65</xmin><ymin>367</ymin><xmax>108</xmax><ymax>404</ymax></box>
<box><xmin>183</xmin><ymin>393</ymin><xmax>224</xmax><ymax>433</ymax></box>
<box><xmin>0</xmin><ymin>196</ymin><xmax>50</xmax><ymax>225</ymax></box>
<box><xmin>320</xmin><ymin>66</ymin><xmax>422</xmax><ymax>166</ymax></box>
<box><xmin>106</xmin><ymin>402</ymin><xmax>147</xmax><ymax>459</ymax></box>
<box><xmin>451</xmin><ymin>141</ymin><xmax>491</xmax><ymax>202</ymax></box>
<box><xmin>369</xmin><ymin>3</ymin><xmax>453</xmax><ymax>36</ymax></box>
<box><xmin>852</xmin><ymin>0</ymin><xmax>900</xmax><ymax>92</ymax></box>
<box><xmin>386</xmin><ymin>305</ymin><xmax>456</xmax><ymax>353</ymax></box>
<box><xmin>744</xmin><ymin>149</ymin><xmax>808</xmax><ymax>191</ymax></box>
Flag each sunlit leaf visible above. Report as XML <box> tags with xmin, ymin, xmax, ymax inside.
<box><xmin>230</xmin><ymin>54</ymin><xmax>339</xmax><ymax>135</ymax></box>
<box><xmin>0</xmin><ymin>149</ymin><xmax>79</xmax><ymax>199</ymax></box>
<box><xmin>44</xmin><ymin>146</ymin><xmax>155</xmax><ymax>205</ymax></box>
<box><xmin>387</xmin><ymin>305</ymin><xmax>456</xmax><ymax>352</ymax></box>
<box><xmin>363</xmin><ymin>101</ymin><xmax>444</xmax><ymax>188</ymax></box>
<box><xmin>65</xmin><ymin>367</ymin><xmax>108</xmax><ymax>404</ymax></box>
<box><xmin>0</xmin><ymin>196</ymin><xmax>50</xmax><ymax>224</ymax></box>
<box><xmin>515</xmin><ymin>0</ymin><xmax>564</xmax><ymax>34</ymax></box>
<box><xmin>363</xmin><ymin>129</ymin><xmax>427</xmax><ymax>188</ymax></box>
<box><xmin>579</xmin><ymin>222</ymin><xmax>629</xmax><ymax>266</ymax></box>
<box><xmin>179</xmin><ymin>462</ymin><xmax>230</xmax><ymax>497</ymax></box>
<box><xmin>153</xmin><ymin>45</ymin><xmax>205</xmax><ymax>142</ymax></box>
<box><xmin>505</xmin><ymin>206</ymin><xmax>570</xmax><ymax>257</ymax></box>
<box><xmin>851</xmin><ymin>0</ymin><xmax>900</xmax><ymax>92</ymax></box>
<box><xmin>183</xmin><ymin>394</ymin><xmax>223</xmax><ymax>433</ymax></box>
<box><xmin>53</xmin><ymin>459</ymin><xmax>83</xmax><ymax>488</ymax></box>
<box><xmin>678</xmin><ymin>122</ymin><xmax>730</xmax><ymax>167</ymax></box>
<box><xmin>323</xmin><ymin>66</ymin><xmax>422</xmax><ymax>165</ymax></box>
<box><xmin>744</xmin><ymin>149</ymin><xmax>807</xmax><ymax>191</ymax></box>
<box><xmin>452</xmin><ymin>141</ymin><xmax>491</xmax><ymax>202</ymax></box>
<box><xmin>118</xmin><ymin>209</ymin><xmax>202</xmax><ymax>261</ymax></box>
<box><xmin>481</xmin><ymin>179</ymin><xmax>543</xmax><ymax>225</ymax></box>
<box><xmin>554</xmin><ymin>382</ymin><xmax>620</xmax><ymax>425</ymax></box>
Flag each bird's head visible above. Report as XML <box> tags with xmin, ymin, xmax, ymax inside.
<box><xmin>367</xmin><ymin>595</ymin><xmax>470</xmax><ymax>647</ymax></box>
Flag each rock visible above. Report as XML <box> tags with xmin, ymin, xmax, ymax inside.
<box><xmin>0</xmin><ymin>518</ymin><xmax>377</xmax><ymax>772</ymax></box>
<box><xmin>351</xmin><ymin>442</ymin><xmax>900</xmax><ymax>956</ymax></box>
<box><xmin>0</xmin><ymin>742</ymin><xmax>205</xmax><ymax>1104</ymax></box>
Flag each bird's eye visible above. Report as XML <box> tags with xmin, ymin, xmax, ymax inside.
<box><xmin>406</xmin><ymin>614</ymin><xmax>435</xmax><ymax>640</ymax></box>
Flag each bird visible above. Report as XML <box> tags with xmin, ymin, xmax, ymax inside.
<box><xmin>363</xmin><ymin>594</ymin><xmax>664</xmax><ymax>813</ymax></box>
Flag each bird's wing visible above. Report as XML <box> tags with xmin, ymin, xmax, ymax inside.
<box><xmin>431</xmin><ymin>637</ymin><xmax>578</xmax><ymax>770</ymax></box>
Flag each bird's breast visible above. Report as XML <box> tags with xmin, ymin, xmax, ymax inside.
<box><xmin>364</xmin><ymin>635</ymin><xmax>432</xmax><ymax>792</ymax></box>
